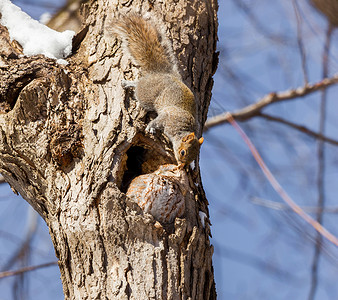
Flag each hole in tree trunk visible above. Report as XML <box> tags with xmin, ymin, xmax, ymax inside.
<box><xmin>118</xmin><ymin>135</ymin><xmax>176</xmax><ymax>193</ymax></box>
<box><xmin>120</xmin><ymin>146</ymin><xmax>146</xmax><ymax>193</ymax></box>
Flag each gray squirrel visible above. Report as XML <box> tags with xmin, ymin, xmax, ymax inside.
<box><xmin>113</xmin><ymin>14</ymin><xmax>203</xmax><ymax>167</ymax></box>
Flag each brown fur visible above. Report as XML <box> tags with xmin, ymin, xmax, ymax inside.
<box><xmin>113</xmin><ymin>15</ymin><xmax>174</xmax><ymax>73</ymax></box>
<box><xmin>114</xmin><ymin>15</ymin><xmax>203</xmax><ymax>165</ymax></box>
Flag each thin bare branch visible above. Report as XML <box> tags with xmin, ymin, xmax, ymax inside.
<box><xmin>204</xmin><ymin>74</ymin><xmax>338</xmax><ymax>130</ymax></box>
<box><xmin>251</xmin><ymin>197</ymin><xmax>338</xmax><ymax>214</ymax></box>
<box><xmin>232</xmin><ymin>0</ymin><xmax>291</xmax><ymax>45</ymax></box>
<box><xmin>215</xmin><ymin>243</ymin><xmax>298</xmax><ymax>281</ymax></box>
<box><xmin>293</xmin><ymin>0</ymin><xmax>309</xmax><ymax>84</ymax></box>
<box><xmin>257</xmin><ymin>113</ymin><xmax>338</xmax><ymax>146</ymax></box>
<box><xmin>1</xmin><ymin>208</ymin><xmax>38</xmax><ymax>272</ymax></box>
<box><xmin>225</xmin><ymin>113</ymin><xmax>338</xmax><ymax>247</ymax></box>
<box><xmin>0</xmin><ymin>261</ymin><xmax>58</xmax><ymax>279</ymax></box>
<box><xmin>309</xmin><ymin>22</ymin><xmax>334</xmax><ymax>300</ymax></box>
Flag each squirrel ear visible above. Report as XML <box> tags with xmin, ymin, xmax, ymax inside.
<box><xmin>199</xmin><ymin>137</ymin><xmax>204</xmax><ymax>145</ymax></box>
<box><xmin>183</xmin><ymin>132</ymin><xmax>195</xmax><ymax>142</ymax></box>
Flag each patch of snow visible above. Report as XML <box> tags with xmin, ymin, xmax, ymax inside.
<box><xmin>39</xmin><ymin>12</ymin><xmax>52</xmax><ymax>24</ymax></box>
<box><xmin>0</xmin><ymin>0</ymin><xmax>75</xmax><ymax>60</ymax></box>
<box><xmin>56</xmin><ymin>58</ymin><xmax>69</xmax><ymax>65</ymax></box>
<box><xmin>199</xmin><ymin>211</ymin><xmax>207</xmax><ymax>228</ymax></box>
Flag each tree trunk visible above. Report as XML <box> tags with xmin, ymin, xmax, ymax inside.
<box><xmin>0</xmin><ymin>0</ymin><xmax>218</xmax><ymax>299</ymax></box>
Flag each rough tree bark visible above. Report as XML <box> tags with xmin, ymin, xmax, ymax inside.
<box><xmin>0</xmin><ymin>0</ymin><xmax>218</xmax><ymax>299</ymax></box>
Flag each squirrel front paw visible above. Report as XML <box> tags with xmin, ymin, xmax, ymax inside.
<box><xmin>145</xmin><ymin>124</ymin><xmax>156</xmax><ymax>135</ymax></box>
<box><xmin>122</xmin><ymin>79</ymin><xmax>137</xmax><ymax>89</ymax></box>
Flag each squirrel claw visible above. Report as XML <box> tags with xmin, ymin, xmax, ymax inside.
<box><xmin>146</xmin><ymin>126</ymin><xmax>156</xmax><ymax>135</ymax></box>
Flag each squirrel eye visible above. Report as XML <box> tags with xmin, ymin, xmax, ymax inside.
<box><xmin>180</xmin><ymin>149</ymin><xmax>186</xmax><ymax>157</ymax></box>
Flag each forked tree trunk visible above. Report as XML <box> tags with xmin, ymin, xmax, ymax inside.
<box><xmin>0</xmin><ymin>0</ymin><xmax>218</xmax><ymax>299</ymax></box>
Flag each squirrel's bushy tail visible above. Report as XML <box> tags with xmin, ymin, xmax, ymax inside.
<box><xmin>113</xmin><ymin>15</ymin><xmax>177</xmax><ymax>74</ymax></box>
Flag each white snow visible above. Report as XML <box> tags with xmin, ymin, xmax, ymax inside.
<box><xmin>39</xmin><ymin>12</ymin><xmax>52</xmax><ymax>24</ymax></box>
<box><xmin>0</xmin><ymin>0</ymin><xmax>75</xmax><ymax>60</ymax></box>
<box><xmin>56</xmin><ymin>58</ymin><xmax>69</xmax><ymax>65</ymax></box>
<box><xmin>199</xmin><ymin>211</ymin><xmax>207</xmax><ymax>228</ymax></box>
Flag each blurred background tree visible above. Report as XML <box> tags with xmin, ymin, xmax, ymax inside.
<box><xmin>1</xmin><ymin>0</ymin><xmax>338</xmax><ymax>299</ymax></box>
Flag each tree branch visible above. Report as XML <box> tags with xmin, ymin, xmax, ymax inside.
<box><xmin>204</xmin><ymin>74</ymin><xmax>338</xmax><ymax>129</ymax></box>
<box><xmin>309</xmin><ymin>22</ymin><xmax>334</xmax><ymax>300</ymax></box>
<box><xmin>0</xmin><ymin>261</ymin><xmax>58</xmax><ymax>279</ymax></box>
<box><xmin>251</xmin><ymin>197</ymin><xmax>338</xmax><ymax>214</ymax></box>
<box><xmin>257</xmin><ymin>113</ymin><xmax>338</xmax><ymax>146</ymax></box>
<box><xmin>215</xmin><ymin>242</ymin><xmax>298</xmax><ymax>281</ymax></box>
<box><xmin>293</xmin><ymin>0</ymin><xmax>309</xmax><ymax>84</ymax></box>
<box><xmin>232</xmin><ymin>0</ymin><xmax>290</xmax><ymax>45</ymax></box>
<box><xmin>226</xmin><ymin>113</ymin><xmax>338</xmax><ymax>247</ymax></box>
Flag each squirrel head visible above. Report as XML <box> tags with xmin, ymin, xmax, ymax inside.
<box><xmin>175</xmin><ymin>132</ymin><xmax>204</xmax><ymax>167</ymax></box>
